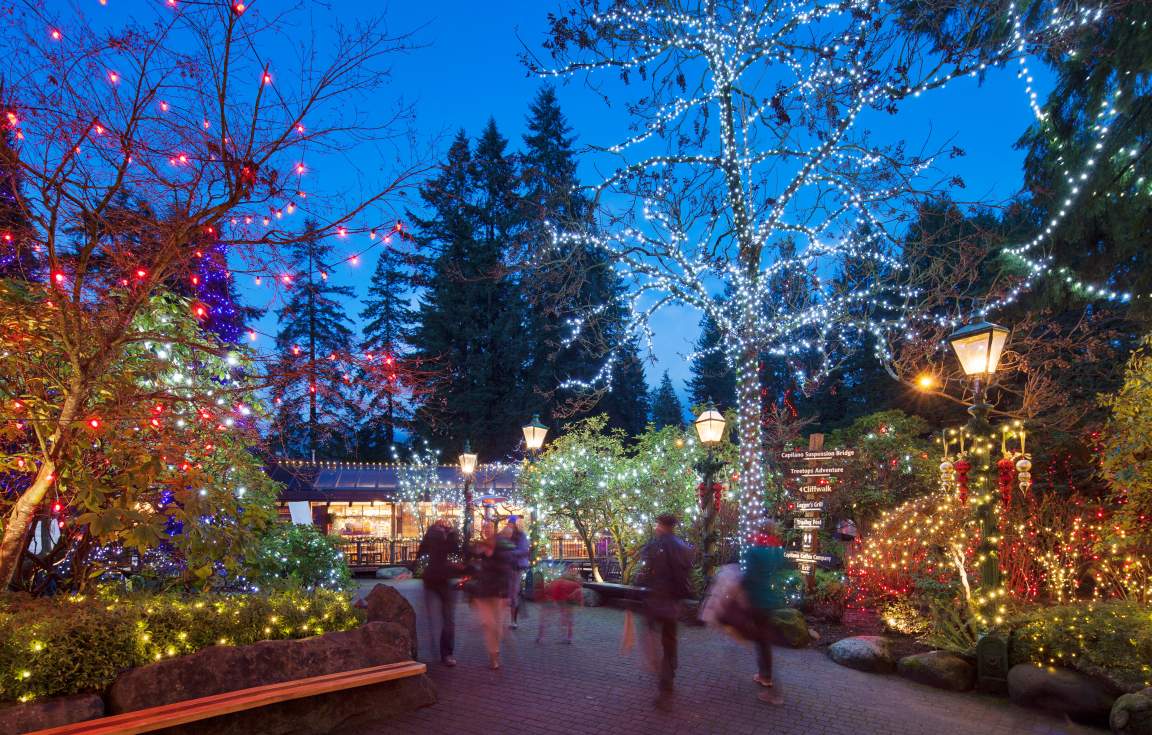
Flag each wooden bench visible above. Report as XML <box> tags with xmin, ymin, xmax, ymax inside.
<box><xmin>583</xmin><ymin>581</ymin><xmax>648</xmax><ymax>601</ymax></box>
<box><xmin>28</xmin><ymin>661</ymin><xmax>426</xmax><ymax>735</ymax></box>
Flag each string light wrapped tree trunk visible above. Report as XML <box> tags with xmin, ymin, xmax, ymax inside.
<box><xmin>0</xmin><ymin>3</ymin><xmax>424</xmax><ymax>586</ymax></box>
<box><xmin>529</xmin><ymin>0</ymin><xmax>1074</xmax><ymax>538</ymax></box>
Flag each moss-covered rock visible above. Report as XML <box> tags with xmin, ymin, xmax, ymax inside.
<box><xmin>1112</xmin><ymin>688</ymin><xmax>1152</xmax><ymax>735</ymax></box>
<box><xmin>897</xmin><ymin>651</ymin><xmax>974</xmax><ymax>691</ymax></box>
<box><xmin>769</xmin><ymin>608</ymin><xmax>811</xmax><ymax>648</ymax></box>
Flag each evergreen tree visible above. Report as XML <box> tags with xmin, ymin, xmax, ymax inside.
<box><xmin>173</xmin><ymin>238</ymin><xmax>255</xmax><ymax>344</ymax></box>
<box><xmin>649</xmin><ymin>371</ymin><xmax>684</xmax><ymax>430</ymax></box>
<box><xmin>409</xmin><ymin>126</ymin><xmax>528</xmax><ymax>458</ymax></box>
<box><xmin>0</xmin><ymin>129</ymin><xmax>37</xmax><ymax>279</ymax></box>
<box><xmin>358</xmin><ymin>245</ymin><xmax>417</xmax><ymax>457</ymax></box>
<box><xmin>597</xmin><ymin>335</ymin><xmax>650</xmax><ymax>437</ymax></box>
<box><xmin>272</xmin><ymin>220</ymin><xmax>358</xmax><ymax>459</ymax></box>
<box><xmin>519</xmin><ymin>86</ymin><xmax>647</xmax><ymax>434</ymax></box>
<box><xmin>687</xmin><ymin>306</ymin><xmax>736</xmax><ymax>410</ymax></box>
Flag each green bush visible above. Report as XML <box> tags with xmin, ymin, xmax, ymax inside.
<box><xmin>1009</xmin><ymin>601</ymin><xmax>1152</xmax><ymax>692</ymax></box>
<box><xmin>244</xmin><ymin>522</ymin><xmax>353</xmax><ymax>592</ymax></box>
<box><xmin>0</xmin><ymin>589</ymin><xmax>363</xmax><ymax>703</ymax></box>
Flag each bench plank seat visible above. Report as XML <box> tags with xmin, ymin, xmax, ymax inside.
<box><xmin>28</xmin><ymin>661</ymin><xmax>426</xmax><ymax>735</ymax></box>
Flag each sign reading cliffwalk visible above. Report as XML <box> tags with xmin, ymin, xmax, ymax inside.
<box><xmin>777</xmin><ymin>434</ymin><xmax>855</xmax><ymax>580</ymax></box>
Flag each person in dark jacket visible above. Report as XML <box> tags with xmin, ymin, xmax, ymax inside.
<box><xmin>638</xmin><ymin>513</ymin><xmax>694</xmax><ymax>698</ymax></box>
<box><xmin>468</xmin><ymin>522</ymin><xmax>515</xmax><ymax>670</ymax></box>
<box><xmin>503</xmin><ymin>516</ymin><xmax>531</xmax><ymax>628</ymax></box>
<box><xmin>742</xmin><ymin>521</ymin><xmax>788</xmax><ymax>705</ymax></box>
<box><xmin>416</xmin><ymin>519</ymin><xmax>462</xmax><ymax>666</ymax></box>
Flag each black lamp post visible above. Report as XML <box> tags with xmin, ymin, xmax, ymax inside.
<box><xmin>693</xmin><ymin>403</ymin><xmax>726</xmax><ymax>579</ymax></box>
<box><xmin>459</xmin><ymin>441</ymin><xmax>478</xmax><ymax>545</ymax></box>
<box><xmin>520</xmin><ymin>414</ymin><xmax>549</xmax><ymax>599</ymax></box>
<box><xmin>948</xmin><ymin>321</ymin><xmax>1010</xmax><ymax>588</ymax></box>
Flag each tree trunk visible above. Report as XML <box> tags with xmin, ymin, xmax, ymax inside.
<box><xmin>0</xmin><ymin>462</ymin><xmax>56</xmax><ymax>587</ymax></box>
<box><xmin>572</xmin><ymin>517</ymin><xmax>602</xmax><ymax>583</ymax></box>
<box><xmin>733</xmin><ymin>343</ymin><xmax>766</xmax><ymax>540</ymax></box>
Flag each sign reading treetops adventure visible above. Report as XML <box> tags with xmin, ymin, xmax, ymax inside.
<box><xmin>777</xmin><ymin>434</ymin><xmax>855</xmax><ymax>579</ymax></box>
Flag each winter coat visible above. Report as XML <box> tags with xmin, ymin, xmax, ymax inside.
<box><xmin>509</xmin><ymin>528</ymin><xmax>531</xmax><ymax>570</ymax></box>
<box><xmin>742</xmin><ymin>545</ymin><xmax>788</xmax><ymax>611</ymax></box>
<box><xmin>469</xmin><ymin>538</ymin><xmax>515</xmax><ymax>598</ymax></box>
<box><xmin>637</xmin><ymin>533</ymin><xmax>694</xmax><ymax>606</ymax></box>
<box><xmin>416</xmin><ymin>525</ymin><xmax>461</xmax><ymax>584</ymax></box>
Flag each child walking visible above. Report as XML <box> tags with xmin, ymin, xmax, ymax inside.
<box><xmin>536</xmin><ymin>565</ymin><xmax>583</xmax><ymax>644</ymax></box>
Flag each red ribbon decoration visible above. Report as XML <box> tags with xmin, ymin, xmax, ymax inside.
<box><xmin>954</xmin><ymin>458</ymin><xmax>971</xmax><ymax>504</ymax></box>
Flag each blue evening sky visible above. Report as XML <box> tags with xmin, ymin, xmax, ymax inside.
<box><xmin>89</xmin><ymin>0</ymin><xmax>1053</xmax><ymax>400</ymax></box>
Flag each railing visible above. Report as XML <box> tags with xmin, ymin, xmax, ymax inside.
<box><xmin>337</xmin><ymin>537</ymin><xmax>421</xmax><ymax>569</ymax></box>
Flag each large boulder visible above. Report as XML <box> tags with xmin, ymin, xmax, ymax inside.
<box><xmin>363</xmin><ymin>583</ymin><xmax>418</xmax><ymax>658</ymax></box>
<box><xmin>1008</xmin><ymin>663</ymin><xmax>1117</xmax><ymax>726</ymax></box>
<box><xmin>828</xmin><ymin>636</ymin><xmax>896</xmax><ymax>674</ymax></box>
<box><xmin>106</xmin><ymin>622</ymin><xmax>435</xmax><ymax>735</ymax></box>
<box><xmin>0</xmin><ymin>694</ymin><xmax>103</xmax><ymax>734</ymax></box>
<box><xmin>1111</xmin><ymin>688</ymin><xmax>1152</xmax><ymax>735</ymax></box>
<box><xmin>898</xmin><ymin>651</ymin><xmax>975</xmax><ymax>692</ymax></box>
<box><xmin>769</xmin><ymin>608</ymin><xmax>811</xmax><ymax>649</ymax></box>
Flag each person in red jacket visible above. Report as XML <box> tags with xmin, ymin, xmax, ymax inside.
<box><xmin>536</xmin><ymin>565</ymin><xmax>583</xmax><ymax>643</ymax></box>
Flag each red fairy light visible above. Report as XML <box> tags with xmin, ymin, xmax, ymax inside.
<box><xmin>292</xmin><ymin>345</ymin><xmax>301</xmax><ymax>355</ymax></box>
<box><xmin>247</xmin><ymin>330</ymin><xmax>257</xmax><ymax>341</ymax></box>
<box><xmin>319</xmin><ymin>271</ymin><xmax>328</xmax><ymax>281</ymax></box>
<box><xmin>369</xmin><ymin>230</ymin><xmax>377</xmax><ymax>240</ymax></box>
<box><xmin>349</xmin><ymin>254</ymin><xmax>360</xmax><ymax>266</ymax></box>
<box><xmin>337</xmin><ymin>227</ymin><xmax>347</xmax><ymax>237</ymax></box>
<box><xmin>50</xmin><ymin>29</ymin><xmax>62</xmax><ymax>40</ymax></box>
<box><xmin>108</xmin><ymin>71</ymin><xmax>119</xmax><ymax>84</ymax></box>
<box><xmin>136</xmin><ymin>268</ymin><xmax>147</xmax><ymax>279</ymax></box>
<box><xmin>296</xmin><ymin>163</ymin><xmax>305</xmax><ymax>175</ymax></box>
<box><xmin>160</xmin><ymin>101</ymin><xmax>169</xmax><ymax>112</ymax></box>
<box><xmin>295</xmin><ymin>124</ymin><xmax>305</xmax><ymax>133</ymax></box>
<box><xmin>94</xmin><ymin>124</ymin><xmax>104</xmax><ymax>135</ymax></box>
<box><xmin>262</xmin><ymin>72</ymin><xmax>272</xmax><ymax>85</ymax></box>
<box><xmin>52</xmin><ymin>271</ymin><xmax>65</xmax><ymax>285</ymax></box>
<box><xmin>190</xmin><ymin>275</ymin><xmax>200</xmax><ymax>286</ymax></box>
<box><xmin>88</xmin><ymin>418</ymin><xmax>100</xmax><ymax>430</ymax></box>
<box><xmin>234</xmin><ymin>2</ymin><xmax>247</xmax><ymax>14</ymax></box>
<box><xmin>286</xmin><ymin>203</ymin><xmax>295</xmax><ymax>214</ymax></box>
<box><xmin>52</xmin><ymin>502</ymin><xmax>62</xmax><ymax>514</ymax></box>
<box><xmin>193</xmin><ymin>303</ymin><xmax>208</xmax><ymax>319</ymax></box>
<box><xmin>280</xmin><ymin>274</ymin><xmax>292</xmax><ymax>285</ymax></box>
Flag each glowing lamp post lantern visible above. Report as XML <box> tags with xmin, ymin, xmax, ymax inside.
<box><xmin>948</xmin><ymin>321</ymin><xmax>1010</xmax><ymax>589</ymax></box>
<box><xmin>694</xmin><ymin>404</ymin><xmax>727</xmax><ymax>579</ymax></box>
<box><xmin>522</xmin><ymin>414</ymin><xmax>549</xmax><ymax>453</ymax></box>
<box><xmin>459</xmin><ymin>441</ymin><xmax>478</xmax><ymax>543</ymax></box>
<box><xmin>948</xmin><ymin>321</ymin><xmax>1008</xmax><ymax>432</ymax></box>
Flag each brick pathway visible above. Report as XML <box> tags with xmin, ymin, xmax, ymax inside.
<box><xmin>354</xmin><ymin>580</ymin><xmax>1098</xmax><ymax>735</ymax></box>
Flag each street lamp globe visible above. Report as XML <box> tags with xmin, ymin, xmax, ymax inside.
<box><xmin>458</xmin><ymin>441</ymin><xmax>478</xmax><ymax>476</ymax></box>
<box><xmin>948</xmin><ymin>321</ymin><xmax>1009</xmax><ymax>377</ymax></box>
<box><xmin>694</xmin><ymin>405</ymin><xmax>726</xmax><ymax>445</ymax></box>
<box><xmin>522</xmin><ymin>414</ymin><xmax>549</xmax><ymax>452</ymax></box>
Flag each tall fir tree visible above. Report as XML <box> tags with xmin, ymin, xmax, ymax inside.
<box><xmin>0</xmin><ymin>129</ymin><xmax>37</xmax><ymax>280</ymax></box>
<box><xmin>409</xmin><ymin>125</ymin><xmax>528</xmax><ymax>458</ymax></box>
<box><xmin>272</xmin><ymin>220</ymin><xmax>358</xmax><ymax>459</ymax></box>
<box><xmin>649</xmin><ymin>371</ymin><xmax>684</xmax><ymax>430</ymax></box>
<box><xmin>357</xmin><ymin>244</ymin><xmax>417</xmax><ymax>457</ymax></box>
<box><xmin>687</xmin><ymin>306</ymin><xmax>736</xmax><ymax>411</ymax></box>
<box><xmin>520</xmin><ymin>86</ymin><xmax>649</xmax><ymax>435</ymax></box>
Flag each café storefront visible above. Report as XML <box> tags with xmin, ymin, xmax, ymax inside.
<box><xmin>268</xmin><ymin>458</ymin><xmax>530</xmax><ymax>571</ymax></box>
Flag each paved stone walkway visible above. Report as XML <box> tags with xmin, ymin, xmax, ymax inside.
<box><xmin>355</xmin><ymin>580</ymin><xmax>1099</xmax><ymax>735</ymax></box>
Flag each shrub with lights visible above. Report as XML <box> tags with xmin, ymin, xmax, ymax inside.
<box><xmin>0</xmin><ymin>588</ymin><xmax>361</xmax><ymax>704</ymax></box>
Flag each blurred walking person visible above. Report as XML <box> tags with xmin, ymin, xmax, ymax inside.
<box><xmin>468</xmin><ymin>521</ymin><xmax>514</xmax><ymax>670</ymax></box>
<box><xmin>535</xmin><ymin>564</ymin><xmax>583</xmax><ymax>644</ymax></box>
<box><xmin>415</xmin><ymin>518</ymin><xmax>462</xmax><ymax>667</ymax></box>
<box><xmin>743</xmin><ymin>522</ymin><xmax>788</xmax><ymax>705</ymax></box>
<box><xmin>503</xmin><ymin>515</ymin><xmax>531</xmax><ymax>628</ymax></box>
<box><xmin>637</xmin><ymin>513</ymin><xmax>694</xmax><ymax>701</ymax></box>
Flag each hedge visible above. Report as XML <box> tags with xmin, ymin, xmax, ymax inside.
<box><xmin>1009</xmin><ymin>600</ymin><xmax>1152</xmax><ymax>693</ymax></box>
<box><xmin>0</xmin><ymin>589</ymin><xmax>363</xmax><ymax>703</ymax></box>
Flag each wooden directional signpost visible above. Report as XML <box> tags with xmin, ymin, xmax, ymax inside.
<box><xmin>777</xmin><ymin>434</ymin><xmax>856</xmax><ymax>585</ymax></box>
